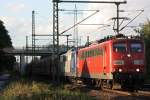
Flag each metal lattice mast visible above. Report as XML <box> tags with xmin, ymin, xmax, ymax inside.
<box><xmin>52</xmin><ymin>0</ymin><xmax>59</xmax><ymax>82</ymax></box>
<box><xmin>32</xmin><ymin>10</ymin><xmax>35</xmax><ymax>60</ymax></box>
<box><xmin>53</xmin><ymin>1</ymin><xmax>59</xmax><ymax>54</ymax></box>
<box><xmin>26</xmin><ymin>36</ymin><xmax>28</xmax><ymax>63</ymax></box>
<box><xmin>73</xmin><ymin>5</ymin><xmax>78</xmax><ymax>47</ymax></box>
<box><xmin>116</xmin><ymin>3</ymin><xmax>120</xmax><ymax>34</ymax></box>
<box><xmin>75</xmin><ymin>5</ymin><xmax>78</xmax><ymax>47</ymax></box>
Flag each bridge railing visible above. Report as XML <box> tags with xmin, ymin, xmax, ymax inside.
<box><xmin>3</xmin><ymin>44</ymin><xmax>70</xmax><ymax>55</ymax></box>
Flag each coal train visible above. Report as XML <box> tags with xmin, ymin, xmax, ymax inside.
<box><xmin>28</xmin><ymin>34</ymin><xmax>145</xmax><ymax>90</ymax></box>
<box><xmin>59</xmin><ymin>34</ymin><xmax>146</xmax><ymax>90</ymax></box>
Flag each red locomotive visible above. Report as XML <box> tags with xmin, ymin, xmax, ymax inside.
<box><xmin>60</xmin><ymin>34</ymin><xmax>145</xmax><ymax>90</ymax></box>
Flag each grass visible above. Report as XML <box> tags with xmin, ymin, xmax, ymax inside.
<box><xmin>0</xmin><ymin>79</ymin><xmax>95</xmax><ymax>100</ymax></box>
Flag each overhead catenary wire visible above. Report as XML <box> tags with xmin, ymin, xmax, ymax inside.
<box><xmin>141</xmin><ymin>4</ymin><xmax>150</xmax><ymax>10</ymax></box>
<box><xmin>81</xmin><ymin>22</ymin><xmax>112</xmax><ymax>38</ymax></box>
<box><xmin>79</xmin><ymin>24</ymin><xmax>110</xmax><ymax>26</ymax></box>
<box><xmin>59</xmin><ymin>7</ymin><xmax>100</xmax><ymax>47</ymax></box>
<box><xmin>58</xmin><ymin>0</ymin><xmax>127</xmax><ymax>4</ymax></box>
<box><xmin>59</xmin><ymin>9</ymin><xmax>99</xmax><ymax>12</ymax></box>
<box><xmin>60</xmin><ymin>10</ymin><xmax>100</xmax><ymax>35</ymax></box>
<box><xmin>120</xmin><ymin>10</ymin><xmax>144</xmax><ymax>31</ymax></box>
<box><xmin>118</xmin><ymin>3</ymin><xmax>150</xmax><ymax>32</ymax></box>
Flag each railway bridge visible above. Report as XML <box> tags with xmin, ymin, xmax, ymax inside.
<box><xmin>2</xmin><ymin>45</ymin><xmax>68</xmax><ymax>75</ymax></box>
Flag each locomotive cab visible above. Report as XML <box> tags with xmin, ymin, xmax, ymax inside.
<box><xmin>112</xmin><ymin>38</ymin><xmax>145</xmax><ymax>89</ymax></box>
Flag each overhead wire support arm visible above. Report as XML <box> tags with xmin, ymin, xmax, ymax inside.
<box><xmin>60</xmin><ymin>10</ymin><xmax>100</xmax><ymax>35</ymax></box>
<box><xmin>59</xmin><ymin>9</ymin><xmax>99</xmax><ymax>12</ymax></box>
<box><xmin>35</xmin><ymin>34</ymin><xmax>53</xmax><ymax>36</ymax></box>
<box><xmin>119</xmin><ymin>10</ymin><xmax>144</xmax><ymax>31</ymax></box>
<box><xmin>80</xmin><ymin>24</ymin><xmax>110</xmax><ymax>26</ymax></box>
<box><xmin>35</xmin><ymin>34</ymin><xmax>71</xmax><ymax>36</ymax></box>
<box><xmin>119</xmin><ymin>17</ymin><xmax>129</xmax><ymax>27</ymax></box>
<box><xmin>57</xmin><ymin>0</ymin><xmax>126</xmax><ymax>4</ymax></box>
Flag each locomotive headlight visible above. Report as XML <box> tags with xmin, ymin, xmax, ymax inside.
<box><xmin>127</xmin><ymin>54</ymin><xmax>131</xmax><ymax>57</ymax></box>
<box><xmin>119</xmin><ymin>68</ymin><xmax>122</xmax><ymax>72</ymax></box>
<box><xmin>113</xmin><ymin>60</ymin><xmax>124</xmax><ymax>65</ymax></box>
<box><xmin>136</xmin><ymin>68</ymin><xmax>140</xmax><ymax>72</ymax></box>
<box><xmin>134</xmin><ymin>60</ymin><xmax>144</xmax><ymax>65</ymax></box>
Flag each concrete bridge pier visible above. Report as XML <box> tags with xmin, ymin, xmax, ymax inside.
<box><xmin>20</xmin><ymin>54</ymin><xmax>26</xmax><ymax>75</ymax></box>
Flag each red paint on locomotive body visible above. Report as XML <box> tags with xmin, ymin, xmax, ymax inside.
<box><xmin>77</xmin><ymin>40</ymin><xmax>113</xmax><ymax>79</ymax></box>
<box><xmin>77</xmin><ymin>37</ymin><xmax>145</xmax><ymax>80</ymax></box>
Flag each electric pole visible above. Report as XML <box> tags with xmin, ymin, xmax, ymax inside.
<box><xmin>116</xmin><ymin>3</ymin><xmax>120</xmax><ymax>34</ymax></box>
<box><xmin>66</xmin><ymin>34</ymin><xmax>72</xmax><ymax>50</ymax></box>
<box><xmin>26</xmin><ymin>36</ymin><xmax>28</xmax><ymax>63</ymax></box>
<box><xmin>32</xmin><ymin>10</ymin><xmax>35</xmax><ymax>61</ymax></box>
<box><xmin>26</xmin><ymin>36</ymin><xmax>28</xmax><ymax>51</ymax></box>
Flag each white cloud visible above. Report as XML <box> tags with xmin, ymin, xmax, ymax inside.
<box><xmin>36</xmin><ymin>23</ymin><xmax>52</xmax><ymax>36</ymax></box>
<box><xmin>6</xmin><ymin>3</ymin><xmax>26</xmax><ymax>13</ymax></box>
<box><xmin>1</xmin><ymin>0</ymin><xmax>150</xmax><ymax>46</ymax></box>
<box><xmin>0</xmin><ymin>16</ymin><xmax>31</xmax><ymax>35</ymax></box>
<box><xmin>0</xmin><ymin>16</ymin><xmax>52</xmax><ymax>47</ymax></box>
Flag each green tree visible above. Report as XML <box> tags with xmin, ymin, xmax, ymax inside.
<box><xmin>135</xmin><ymin>19</ymin><xmax>150</xmax><ymax>75</ymax></box>
<box><xmin>0</xmin><ymin>20</ymin><xmax>15</xmax><ymax>72</ymax></box>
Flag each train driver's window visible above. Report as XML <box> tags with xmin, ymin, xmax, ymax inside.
<box><xmin>131</xmin><ymin>43</ymin><xmax>142</xmax><ymax>52</ymax></box>
<box><xmin>113</xmin><ymin>43</ymin><xmax>126</xmax><ymax>52</ymax></box>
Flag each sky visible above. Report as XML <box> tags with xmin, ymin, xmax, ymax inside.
<box><xmin>0</xmin><ymin>0</ymin><xmax>150</xmax><ymax>47</ymax></box>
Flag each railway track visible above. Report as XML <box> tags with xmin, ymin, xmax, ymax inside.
<box><xmin>67</xmin><ymin>82</ymin><xmax>150</xmax><ymax>99</ymax></box>
<box><xmin>85</xmin><ymin>86</ymin><xmax>150</xmax><ymax>100</ymax></box>
<box><xmin>28</xmin><ymin>76</ymin><xmax>150</xmax><ymax>100</ymax></box>
<box><xmin>103</xmin><ymin>89</ymin><xmax>131</xmax><ymax>96</ymax></box>
<box><xmin>71</xmin><ymin>80</ymin><xmax>150</xmax><ymax>97</ymax></box>
<box><xmin>103</xmin><ymin>88</ymin><xmax>150</xmax><ymax>96</ymax></box>
<box><xmin>138</xmin><ymin>90</ymin><xmax>150</xmax><ymax>96</ymax></box>
<box><xmin>29</xmin><ymin>75</ymin><xmax>150</xmax><ymax>99</ymax></box>
<box><xmin>99</xmin><ymin>83</ymin><xmax>150</xmax><ymax>96</ymax></box>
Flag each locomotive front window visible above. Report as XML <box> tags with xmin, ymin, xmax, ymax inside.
<box><xmin>131</xmin><ymin>43</ymin><xmax>142</xmax><ymax>52</ymax></box>
<box><xmin>113</xmin><ymin>43</ymin><xmax>126</xmax><ymax>52</ymax></box>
